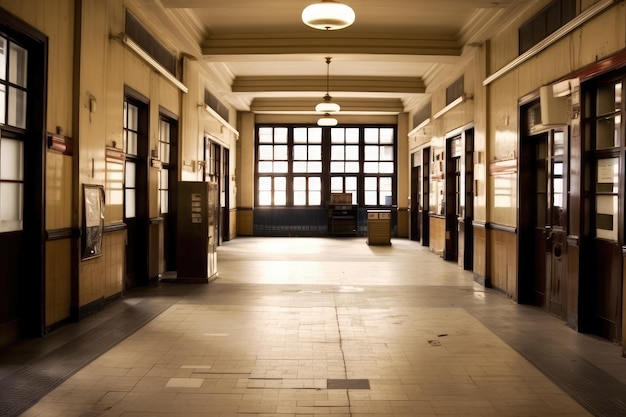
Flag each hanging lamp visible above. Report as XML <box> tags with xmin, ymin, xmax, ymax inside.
<box><xmin>317</xmin><ymin>113</ymin><xmax>338</xmax><ymax>126</ymax></box>
<box><xmin>315</xmin><ymin>57</ymin><xmax>340</xmax><ymax>113</ymax></box>
<box><xmin>302</xmin><ymin>0</ymin><xmax>355</xmax><ymax>31</ymax></box>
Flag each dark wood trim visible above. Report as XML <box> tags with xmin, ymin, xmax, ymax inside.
<box><xmin>104</xmin><ymin>222</ymin><xmax>127</xmax><ymax>233</ymax></box>
<box><xmin>159</xmin><ymin>105</ymin><xmax>179</xmax><ymax>121</ymax></box>
<box><xmin>488</xmin><ymin>222</ymin><xmax>517</xmax><ymax>234</ymax></box>
<box><xmin>622</xmin><ymin>246</ymin><xmax>626</xmax><ymax>257</ymax></box>
<box><xmin>429</xmin><ymin>213</ymin><xmax>446</xmax><ymax>220</ymax></box>
<box><xmin>566</xmin><ymin>47</ymin><xmax>626</xmax><ymax>83</ymax></box>
<box><xmin>45</xmin><ymin>227</ymin><xmax>78</xmax><ymax>241</ymax></box>
<box><xmin>149</xmin><ymin>217</ymin><xmax>163</xmax><ymax>225</ymax></box>
<box><xmin>237</xmin><ymin>207</ymin><xmax>254</xmax><ymax>211</ymax></box>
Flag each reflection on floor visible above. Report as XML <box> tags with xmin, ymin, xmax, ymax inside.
<box><xmin>1</xmin><ymin>237</ymin><xmax>625</xmax><ymax>417</ymax></box>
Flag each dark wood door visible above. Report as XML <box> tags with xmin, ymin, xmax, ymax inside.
<box><xmin>421</xmin><ymin>147</ymin><xmax>430</xmax><ymax>247</ymax></box>
<box><xmin>410</xmin><ymin>164</ymin><xmax>420</xmax><ymax>241</ymax></box>
<box><xmin>123</xmin><ymin>97</ymin><xmax>149</xmax><ymax>287</ymax></box>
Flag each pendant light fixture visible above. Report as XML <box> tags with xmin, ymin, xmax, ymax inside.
<box><xmin>317</xmin><ymin>113</ymin><xmax>338</xmax><ymax>126</ymax></box>
<box><xmin>315</xmin><ymin>57</ymin><xmax>340</xmax><ymax>113</ymax></box>
<box><xmin>302</xmin><ymin>0</ymin><xmax>355</xmax><ymax>31</ymax></box>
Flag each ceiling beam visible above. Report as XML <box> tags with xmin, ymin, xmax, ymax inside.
<box><xmin>232</xmin><ymin>76</ymin><xmax>425</xmax><ymax>94</ymax></box>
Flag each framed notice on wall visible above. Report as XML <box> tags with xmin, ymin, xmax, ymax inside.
<box><xmin>82</xmin><ymin>184</ymin><xmax>105</xmax><ymax>260</ymax></box>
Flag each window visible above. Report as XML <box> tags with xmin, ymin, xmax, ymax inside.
<box><xmin>519</xmin><ymin>0</ymin><xmax>576</xmax><ymax>54</ymax></box>
<box><xmin>158</xmin><ymin>118</ymin><xmax>171</xmax><ymax>214</ymax></box>
<box><xmin>123</xmin><ymin>101</ymin><xmax>139</xmax><ymax>218</ymax></box>
<box><xmin>257</xmin><ymin>127</ymin><xmax>289</xmax><ymax>206</ymax></box>
<box><xmin>255</xmin><ymin>125</ymin><xmax>396</xmax><ymax>208</ymax></box>
<box><xmin>0</xmin><ymin>35</ymin><xmax>28</xmax><ymax>232</ymax></box>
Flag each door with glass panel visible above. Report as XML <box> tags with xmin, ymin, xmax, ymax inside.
<box><xmin>519</xmin><ymin>103</ymin><xmax>567</xmax><ymax>319</ymax></box>
<box><xmin>0</xmin><ymin>24</ymin><xmax>46</xmax><ymax>342</ymax></box>
<box><xmin>158</xmin><ymin>116</ymin><xmax>178</xmax><ymax>271</ymax></box>
<box><xmin>123</xmin><ymin>97</ymin><xmax>149</xmax><ymax>287</ymax></box>
<box><xmin>584</xmin><ymin>77</ymin><xmax>623</xmax><ymax>341</ymax></box>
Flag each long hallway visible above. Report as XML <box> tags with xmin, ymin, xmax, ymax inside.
<box><xmin>2</xmin><ymin>237</ymin><xmax>626</xmax><ymax>417</ymax></box>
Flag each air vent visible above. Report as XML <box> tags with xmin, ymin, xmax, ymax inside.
<box><xmin>125</xmin><ymin>10</ymin><xmax>177</xmax><ymax>76</ymax></box>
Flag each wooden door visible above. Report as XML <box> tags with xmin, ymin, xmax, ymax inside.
<box><xmin>123</xmin><ymin>96</ymin><xmax>149</xmax><ymax>287</ymax></box>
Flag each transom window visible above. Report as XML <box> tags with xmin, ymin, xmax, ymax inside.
<box><xmin>255</xmin><ymin>125</ymin><xmax>396</xmax><ymax>207</ymax></box>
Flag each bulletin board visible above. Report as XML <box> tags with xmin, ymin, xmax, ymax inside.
<box><xmin>82</xmin><ymin>184</ymin><xmax>105</xmax><ymax>260</ymax></box>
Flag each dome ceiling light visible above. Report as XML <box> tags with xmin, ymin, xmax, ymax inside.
<box><xmin>315</xmin><ymin>57</ymin><xmax>340</xmax><ymax>113</ymax></box>
<box><xmin>302</xmin><ymin>0</ymin><xmax>355</xmax><ymax>31</ymax></box>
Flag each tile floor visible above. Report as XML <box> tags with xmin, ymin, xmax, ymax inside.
<box><xmin>2</xmin><ymin>237</ymin><xmax>626</xmax><ymax>416</ymax></box>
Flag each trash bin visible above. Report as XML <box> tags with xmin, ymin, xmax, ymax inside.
<box><xmin>367</xmin><ymin>209</ymin><xmax>391</xmax><ymax>245</ymax></box>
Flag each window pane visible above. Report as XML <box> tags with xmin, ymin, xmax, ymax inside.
<box><xmin>273</xmin><ymin>161</ymin><xmax>288</xmax><ymax>173</ymax></box>
<box><xmin>159</xmin><ymin>120</ymin><xmax>170</xmax><ymax>143</ymax></box>
<box><xmin>364</xmin><ymin>146</ymin><xmax>378</xmax><ymax>160</ymax></box>
<box><xmin>0</xmin><ymin>37</ymin><xmax>6</xmax><ymax>80</ymax></box>
<box><xmin>258</xmin><ymin>177</ymin><xmax>272</xmax><ymax>190</ymax></box>
<box><xmin>127</xmin><ymin>103</ymin><xmax>138</xmax><ymax>130</ymax></box>
<box><xmin>9</xmin><ymin>42</ymin><xmax>27</xmax><ymax>87</ymax></box>
<box><xmin>294</xmin><ymin>191</ymin><xmax>306</xmax><ymax>205</ymax></box>
<box><xmin>331</xmin><ymin>128</ymin><xmax>345</xmax><ymax>143</ymax></box>
<box><xmin>380</xmin><ymin>177</ymin><xmax>392</xmax><ymax>191</ymax></box>
<box><xmin>258</xmin><ymin>191</ymin><xmax>271</xmax><ymax>205</ymax></box>
<box><xmin>160</xmin><ymin>142</ymin><xmax>170</xmax><ymax>164</ymax></box>
<box><xmin>274</xmin><ymin>145</ymin><xmax>288</xmax><ymax>160</ymax></box>
<box><xmin>125</xmin><ymin>161</ymin><xmax>136</xmax><ymax>188</ymax></box>
<box><xmin>126</xmin><ymin>131</ymin><xmax>138</xmax><ymax>155</ymax></box>
<box><xmin>380</xmin><ymin>192</ymin><xmax>392</xmax><ymax>206</ymax></box>
<box><xmin>330</xmin><ymin>161</ymin><xmax>344</xmax><ymax>173</ymax></box>
<box><xmin>1</xmin><ymin>138</ymin><xmax>23</xmax><ymax>180</ymax></box>
<box><xmin>293</xmin><ymin>161</ymin><xmax>307</xmax><ymax>173</ymax></box>
<box><xmin>294</xmin><ymin>127</ymin><xmax>307</xmax><ymax>143</ymax></box>
<box><xmin>331</xmin><ymin>145</ymin><xmax>344</xmax><ymax>160</ymax></box>
<box><xmin>160</xmin><ymin>168</ymin><xmax>169</xmax><ymax>190</ymax></box>
<box><xmin>258</xmin><ymin>127</ymin><xmax>274</xmax><ymax>143</ymax></box>
<box><xmin>364</xmin><ymin>128</ymin><xmax>378</xmax><ymax>143</ymax></box>
<box><xmin>364</xmin><ymin>177</ymin><xmax>377</xmax><ymax>190</ymax></box>
<box><xmin>380</xmin><ymin>128</ymin><xmax>394</xmax><ymax>144</ymax></box>
<box><xmin>0</xmin><ymin>85</ymin><xmax>5</xmax><ymax>124</ymax></box>
<box><xmin>294</xmin><ymin>177</ymin><xmax>306</xmax><ymax>190</ymax></box>
<box><xmin>0</xmin><ymin>182</ymin><xmax>23</xmax><ymax>231</ymax></box>
<box><xmin>380</xmin><ymin>145</ymin><xmax>394</xmax><ymax>160</ymax></box>
<box><xmin>275</xmin><ymin>177</ymin><xmax>287</xmax><ymax>190</ymax></box>
<box><xmin>8</xmin><ymin>87</ymin><xmax>26</xmax><ymax>129</ymax></box>
<box><xmin>331</xmin><ymin>177</ymin><xmax>343</xmax><ymax>191</ymax></box>
<box><xmin>309</xmin><ymin>177</ymin><xmax>321</xmax><ymax>190</ymax></box>
<box><xmin>309</xmin><ymin>191</ymin><xmax>321</xmax><ymax>205</ymax></box>
<box><xmin>596</xmin><ymin>195</ymin><xmax>617</xmax><ymax>240</ymax></box>
<box><xmin>274</xmin><ymin>191</ymin><xmax>286</xmax><ymax>205</ymax></box>
<box><xmin>345</xmin><ymin>162</ymin><xmax>360</xmax><ymax>172</ymax></box>
<box><xmin>160</xmin><ymin>190</ymin><xmax>169</xmax><ymax>214</ymax></box>
<box><xmin>308</xmin><ymin>145</ymin><xmax>321</xmax><ymax>160</ymax></box>
<box><xmin>258</xmin><ymin>161</ymin><xmax>273</xmax><ymax>173</ymax></box>
<box><xmin>346</xmin><ymin>128</ymin><xmax>359</xmax><ymax>143</ymax></box>
<box><xmin>345</xmin><ymin>145</ymin><xmax>359</xmax><ymax>160</ymax></box>
<box><xmin>364</xmin><ymin>162</ymin><xmax>379</xmax><ymax>173</ymax></box>
<box><xmin>364</xmin><ymin>191</ymin><xmax>377</xmax><ymax>205</ymax></box>
<box><xmin>344</xmin><ymin>177</ymin><xmax>355</xmax><ymax>190</ymax></box>
<box><xmin>125</xmin><ymin>189</ymin><xmax>136</xmax><ymax>218</ymax></box>
<box><xmin>309</xmin><ymin>128</ymin><xmax>322</xmax><ymax>143</ymax></box>
<box><xmin>294</xmin><ymin>145</ymin><xmax>308</xmax><ymax>160</ymax></box>
<box><xmin>258</xmin><ymin>145</ymin><xmax>274</xmax><ymax>160</ymax></box>
<box><xmin>307</xmin><ymin>161</ymin><xmax>322</xmax><ymax>173</ymax></box>
<box><xmin>274</xmin><ymin>127</ymin><xmax>288</xmax><ymax>143</ymax></box>
<box><xmin>379</xmin><ymin>162</ymin><xmax>394</xmax><ymax>173</ymax></box>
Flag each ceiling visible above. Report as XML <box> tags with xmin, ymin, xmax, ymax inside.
<box><xmin>135</xmin><ymin>0</ymin><xmax>532</xmax><ymax>116</ymax></box>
